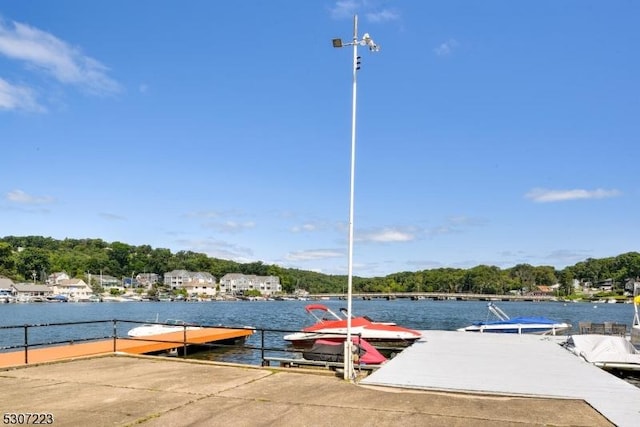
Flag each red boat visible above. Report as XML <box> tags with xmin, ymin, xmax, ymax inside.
<box><xmin>283</xmin><ymin>304</ymin><xmax>422</xmax><ymax>349</ymax></box>
<box><xmin>302</xmin><ymin>337</ymin><xmax>387</xmax><ymax>365</ymax></box>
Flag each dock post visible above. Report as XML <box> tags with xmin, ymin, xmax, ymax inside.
<box><xmin>182</xmin><ymin>327</ymin><xmax>187</xmax><ymax>358</ymax></box>
<box><xmin>260</xmin><ymin>329</ymin><xmax>267</xmax><ymax>366</ymax></box>
<box><xmin>112</xmin><ymin>320</ymin><xmax>117</xmax><ymax>353</ymax></box>
<box><xmin>23</xmin><ymin>325</ymin><xmax>28</xmax><ymax>364</ymax></box>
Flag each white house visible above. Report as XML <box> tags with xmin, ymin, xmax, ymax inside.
<box><xmin>51</xmin><ymin>279</ymin><xmax>93</xmax><ymax>302</ymax></box>
<box><xmin>181</xmin><ymin>281</ymin><xmax>217</xmax><ymax>298</ymax></box>
<box><xmin>135</xmin><ymin>273</ymin><xmax>160</xmax><ymax>289</ymax></box>
<box><xmin>219</xmin><ymin>273</ymin><xmax>281</xmax><ymax>296</ymax></box>
<box><xmin>163</xmin><ymin>270</ymin><xmax>191</xmax><ymax>289</ymax></box>
<box><xmin>47</xmin><ymin>272</ymin><xmax>70</xmax><ymax>285</ymax></box>
<box><xmin>11</xmin><ymin>283</ymin><xmax>52</xmax><ymax>302</ymax></box>
<box><xmin>219</xmin><ymin>273</ymin><xmax>250</xmax><ymax>295</ymax></box>
<box><xmin>163</xmin><ymin>270</ymin><xmax>217</xmax><ymax>296</ymax></box>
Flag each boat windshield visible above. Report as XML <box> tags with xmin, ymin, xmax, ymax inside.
<box><xmin>487</xmin><ymin>302</ymin><xmax>510</xmax><ymax>321</ymax></box>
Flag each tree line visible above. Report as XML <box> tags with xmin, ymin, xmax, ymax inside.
<box><xmin>1</xmin><ymin>236</ymin><xmax>639</xmax><ymax>296</ymax></box>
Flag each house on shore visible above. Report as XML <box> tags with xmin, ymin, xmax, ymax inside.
<box><xmin>51</xmin><ymin>279</ymin><xmax>93</xmax><ymax>302</ymax></box>
<box><xmin>219</xmin><ymin>273</ymin><xmax>281</xmax><ymax>296</ymax></box>
<box><xmin>11</xmin><ymin>283</ymin><xmax>52</xmax><ymax>302</ymax></box>
<box><xmin>164</xmin><ymin>270</ymin><xmax>217</xmax><ymax>298</ymax></box>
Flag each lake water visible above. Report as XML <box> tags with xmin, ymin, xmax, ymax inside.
<box><xmin>0</xmin><ymin>298</ymin><xmax>636</xmax><ymax>366</ymax></box>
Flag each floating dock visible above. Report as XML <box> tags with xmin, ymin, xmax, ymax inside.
<box><xmin>0</xmin><ymin>327</ymin><xmax>253</xmax><ymax>368</ymax></box>
<box><xmin>362</xmin><ymin>330</ymin><xmax>640</xmax><ymax>427</ymax></box>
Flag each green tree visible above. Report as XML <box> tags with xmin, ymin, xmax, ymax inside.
<box><xmin>533</xmin><ymin>266</ymin><xmax>557</xmax><ymax>286</ymax></box>
<box><xmin>0</xmin><ymin>242</ymin><xmax>16</xmax><ymax>277</ymax></box>
<box><xmin>15</xmin><ymin>247</ymin><xmax>51</xmax><ymax>282</ymax></box>
<box><xmin>557</xmin><ymin>269</ymin><xmax>575</xmax><ymax>296</ymax></box>
<box><xmin>463</xmin><ymin>265</ymin><xmax>502</xmax><ymax>294</ymax></box>
<box><xmin>510</xmin><ymin>264</ymin><xmax>536</xmax><ymax>292</ymax></box>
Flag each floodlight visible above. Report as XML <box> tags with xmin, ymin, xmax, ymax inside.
<box><xmin>332</xmin><ymin>38</ymin><xmax>343</xmax><ymax>48</ymax></box>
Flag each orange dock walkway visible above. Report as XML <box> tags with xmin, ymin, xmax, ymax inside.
<box><xmin>0</xmin><ymin>327</ymin><xmax>253</xmax><ymax>368</ymax></box>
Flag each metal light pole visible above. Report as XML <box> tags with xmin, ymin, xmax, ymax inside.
<box><xmin>332</xmin><ymin>14</ymin><xmax>380</xmax><ymax>381</ymax></box>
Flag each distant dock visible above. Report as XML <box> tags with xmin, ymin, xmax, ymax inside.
<box><xmin>0</xmin><ymin>327</ymin><xmax>253</xmax><ymax>368</ymax></box>
<box><xmin>309</xmin><ymin>292</ymin><xmax>560</xmax><ymax>301</ymax></box>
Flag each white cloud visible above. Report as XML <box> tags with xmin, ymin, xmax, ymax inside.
<box><xmin>434</xmin><ymin>39</ymin><xmax>459</xmax><ymax>56</ymax></box>
<box><xmin>366</xmin><ymin>9</ymin><xmax>400</xmax><ymax>23</ymax></box>
<box><xmin>99</xmin><ymin>212</ymin><xmax>126</xmax><ymax>221</ymax></box>
<box><xmin>544</xmin><ymin>249</ymin><xmax>592</xmax><ymax>264</ymax></box>
<box><xmin>204</xmin><ymin>220</ymin><xmax>256</xmax><ymax>234</ymax></box>
<box><xmin>290</xmin><ymin>219</ymin><xmax>338</xmax><ymax>233</ymax></box>
<box><xmin>291</xmin><ymin>223</ymin><xmax>318</xmax><ymax>233</ymax></box>
<box><xmin>0</xmin><ymin>19</ymin><xmax>121</xmax><ymax>96</ymax></box>
<box><xmin>286</xmin><ymin>249</ymin><xmax>343</xmax><ymax>261</ymax></box>
<box><xmin>330</xmin><ymin>0</ymin><xmax>360</xmax><ymax>19</ymax></box>
<box><xmin>6</xmin><ymin>189</ymin><xmax>54</xmax><ymax>204</ymax></box>
<box><xmin>0</xmin><ymin>77</ymin><xmax>44</xmax><ymax>112</ymax></box>
<box><xmin>353</xmin><ymin>216</ymin><xmax>485</xmax><ymax>244</ymax></box>
<box><xmin>425</xmin><ymin>215</ymin><xmax>486</xmax><ymax>237</ymax></box>
<box><xmin>525</xmin><ymin>188</ymin><xmax>621</xmax><ymax>203</ymax></box>
<box><xmin>186</xmin><ymin>210</ymin><xmax>221</xmax><ymax>219</ymax></box>
<box><xmin>425</xmin><ymin>224</ymin><xmax>458</xmax><ymax>237</ymax></box>
<box><xmin>331</xmin><ymin>1</ymin><xmax>399</xmax><ymax>23</ymax></box>
<box><xmin>447</xmin><ymin>215</ymin><xmax>484</xmax><ymax>226</ymax></box>
<box><xmin>357</xmin><ymin>227</ymin><xmax>416</xmax><ymax>243</ymax></box>
<box><xmin>186</xmin><ymin>208</ymin><xmax>246</xmax><ymax>219</ymax></box>
<box><xmin>174</xmin><ymin>238</ymin><xmax>254</xmax><ymax>262</ymax></box>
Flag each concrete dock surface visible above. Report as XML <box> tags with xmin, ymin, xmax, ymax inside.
<box><xmin>0</xmin><ymin>354</ymin><xmax>612</xmax><ymax>427</ymax></box>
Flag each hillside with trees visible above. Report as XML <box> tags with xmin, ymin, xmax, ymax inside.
<box><xmin>1</xmin><ymin>236</ymin><xmax>638</xmax><ymax>297</ymax></box>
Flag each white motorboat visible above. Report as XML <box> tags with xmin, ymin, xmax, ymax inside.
<box><xmin>283</xmin><ymin>304</ymin><xmax>422</xmax><ymax>349</ymax></box>
<box><xmin>457</xmin><ymin>302</ymin><xmax>571</xmax><ymax>335</ymax></box>
<box><xmin>564</xmin><ymin>334</ymin><xmax>640</xmax><ymax>374</ymax></box>
<box><xmin>127</xmin><ymin>318</ymin><xmax>201</xmax><ymax>337</ymax></box>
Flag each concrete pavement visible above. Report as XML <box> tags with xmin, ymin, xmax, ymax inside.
<box><xmin>0</xmin><ymin>354</ymin><xmax>613</xmax><ymax>426</ymax></box>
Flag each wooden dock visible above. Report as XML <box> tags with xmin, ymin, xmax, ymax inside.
<box><xmin>0</xmin><ymin>327</ymin><xmax>253</xmax><ymax>368</ymax></box>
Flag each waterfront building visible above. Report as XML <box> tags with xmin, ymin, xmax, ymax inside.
<box><xmin>0</xmin><ymin>276</ymin><xmax>13</xmax><ymax>293</ymax></box>
<box><xmin>218</xmin><ymin>273</ymin><xmax>281</xmax><ymax>296</ymax></box>
<box><xmin>163</xmin><ymin>270</ymin><xmax>217</xmax><ymax>296</ymax></box>
<box><xmin>46</xmin><ymin>272</ymin><xmax>70</xmax><ymax>285</ymax></box>
<box><xmin>10</xmin><ymin>283</ymin><xmax>52</xmax><ymax>302</ymax></box>
<box><xmin>135</xmin><ymin>273</ymin><xmax>160</xmax><ymax>289</ymax></box>
<box><xmin>50</xmin><ymin>279</ymin><xmax>93</xmax><ymax>302</ymax></box>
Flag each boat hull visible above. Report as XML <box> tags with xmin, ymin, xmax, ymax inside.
<box><xmin>284</xmin><ymin>324</ymin><xmax>421</xmax><ymax>351</ymax></box>
<box><xmin>458</xmin><ymin>323</ymin><xmax>571</xmax><ymax>335</ymax></box>
<box><xmin>127</xmin><ymin>323</ymin><xmax>201</xmax><ymax>337</ymax></box>
<box><xmin>285</xmin><ymin>333</ymin><xmax>419</xmax><ymax>350</ymax></box>
<box><xmin>302</xmin><ymin>337</ymin><xmax>387</xmax><ymax>365</ymax></box>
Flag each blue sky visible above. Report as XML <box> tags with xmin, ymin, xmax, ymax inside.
<box><xmin>1</xmin><ymin>1</ymin><xmax>638</xmax><ymax>277</ymax></box>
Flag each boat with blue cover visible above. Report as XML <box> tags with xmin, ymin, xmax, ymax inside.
<box><xmin>457</xmin><ymin>302</ymin><xmax>571</xmax><ymax>335</ymax></box>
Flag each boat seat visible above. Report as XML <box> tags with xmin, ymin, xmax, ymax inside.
<box><xmin>604</xmin><ymin>322</ymin><xmax>614</xmax><ymax>335</ymax></box>
<box><xmin>590</xmin><ymin>323</ymin><xmax>605</xmax><ymax>334</ymax></box>
<box><xmin>578</xmin><ymin>321</ymin><xmax>592</xmax><ymax>334</ymax></box>
<box><xmin>611</xmin><ymin>323</ymin><xmax>627</xmax><ymax>336</ymax></box>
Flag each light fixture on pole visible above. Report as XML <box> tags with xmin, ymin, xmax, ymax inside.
<box><xmin>332</xmin><ymin>14</ymin><xmax>380</xmax><ymax>381</ymax></box>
